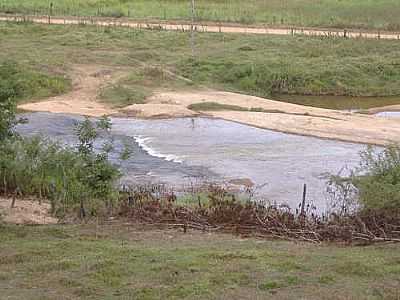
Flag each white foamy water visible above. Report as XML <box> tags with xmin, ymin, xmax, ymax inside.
<box><xmin>111</xmin><ymin>117</ymin><xmax>366</xmax><ymax>211</ymax></box>
<box><xmin>15</xmin><ymin>112</ymin><xmax>369</xmax><ymax>211</ymax></box>
<box><xmin>134</xmin><ymin>135</ymin><xmax>184</xmax><ymax>163</ymax></box>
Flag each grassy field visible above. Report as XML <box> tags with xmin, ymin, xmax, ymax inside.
<box><xmin>0</xmin><ymin>223</ymin><xmax>399</xmax><ymax>300</ymax></box>
<box><xmin>1</xmin><ymin>0</ymin><xmax>400</xmax><ymax>31</ymax></box>
<box><xmin>1</xmin><ymin>21</ymin><xmax>400</xmax><ymax>105</ymax></box>
<box><xmin>0</xmin><ymin>60</ymin><xmax>70</xmax><ymax>104</ymax></box>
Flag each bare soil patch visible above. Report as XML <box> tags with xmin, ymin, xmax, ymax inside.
<box><xmin>0</xmin><ymin>198</ymin><xmax>57</xmax><ymax>225</ymax></box>
<box><xmin>18</xmin><ymin>64</ymin><xmax>128</xmax><ymax>117</ymax></box>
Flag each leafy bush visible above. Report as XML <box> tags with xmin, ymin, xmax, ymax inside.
<box><xmin>0</xmin><ymin>86</ymin><xmax>124</xmax><ymax>217</ymax></box>
<box><xmin>354</xmin><ymin>146</ymin><xmax>400</xmax><ymax>211</ymax></box>
<box><xmin>328</xmin><ymin>145</ymin><xmax>400</xmax><ymax>213</ymax></box>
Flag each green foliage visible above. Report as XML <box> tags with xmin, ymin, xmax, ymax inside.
<box><xmin>99</xmin><ymin>85</ymin><xmax>147</xmax><ymax>108</ymax></box>
<box><xmin>188</xmin><ymin>102</ymin><xmax>248</xmax><ymax>112</ymax></box>
<box><xmin>0</xmin><ymin>94</ymin><xmax>18</xmax><ymax>141</ymax></box>
<box><xmin>0</xmin><ymin>135</ymin><xmax>121</xmax><ymax>216</ymax></box>
<box><xmin>354</xmin><ymin>146</ymin><xmax>400</xmax><ymax>211</ymax></box>
<box><xmin>1</xmin><ymin>224</ymin><xmax>399</xmax><ymax>299</ymax></box>
<box><xmin>0</xmin><ymin>61</ymin><xmax>69</xmax><ymax>104</ymax></box>
<box><xmin>2</xmin><ymin>22</ymin><xmax>400</xmax><ymax>99</ymax></box>
<box><xmin>0</xmin><ymin>94</ymin><xmax>122</xmax><ymax>217</ymax></box>
<box><xmin>1</xmin><ymin>0</ymin><xmax>400</xmax><ymax>30</ymax></box>
<box><xmin>329</xmin><ymin>145</ymin><xmax>400</xmax><ymax>212</ymax></box>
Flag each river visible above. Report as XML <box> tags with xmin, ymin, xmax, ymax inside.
<box><xmin>17</xmin><ymin>112</ymin><xmax>367</xmax><ymax>212</ymax></box>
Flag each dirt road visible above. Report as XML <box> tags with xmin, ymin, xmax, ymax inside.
<box><xmin>19</xmin><ymin>65</ymin><xmax>127</xmax><ymax>117</ymax></box>
<box><xmin>1</xmin><ymin>14</ymin><xmax>399</xmax><ymax>40</ymax></box>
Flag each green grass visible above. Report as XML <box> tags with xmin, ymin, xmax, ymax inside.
<box><xmin>99</xmin><ymin>84</ymin><xmax>148</xmax><ymax>108</ymax></box>
<box><xmin>1</xmin><ymin>0</ymin><xmax>400</xmax><ymax>30</ymax></box>
<box><xmin>0</xmin><ymin>223</ymin><xmax>399</xmax><ymax>299</ymax></box>
<box><xmin>100</xmin><ymin>66</ymin><xmax>191</xmax><ymax>108</ymax></box>
<box><xmin>188</xmin><ymin>102</ymin><xmax>286</xmax><ymax>113</ymax></box>
<box><xmin>0</xmin><ymin>61</ymin><xmax>70</xmax><ymax>104</ymax></box>
<box><xmin>188</xmin><ymin>102</ymin><xmax>249</xmax><ymax>112</ymax></box>
<box><xmin>1</xmin><ymin>21</ymin><xmax>400</xmax><ymax>103</ymax></box>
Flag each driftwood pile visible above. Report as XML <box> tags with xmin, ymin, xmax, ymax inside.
<box><xmin>119</xmin><ymin>185</ymin><xmax>400</xmax><ymax>245</ymax></box>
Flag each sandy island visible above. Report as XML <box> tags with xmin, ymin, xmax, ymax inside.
<box><xmin>18</xmin><ymin>65</ymin><xmax>400</xmax><ymax>146</ymax></box>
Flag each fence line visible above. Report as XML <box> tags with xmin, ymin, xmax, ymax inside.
<box><xmin>0</xmin><ymin>14</ymin><xmax>399</xmax><ymax>40</ymax></box>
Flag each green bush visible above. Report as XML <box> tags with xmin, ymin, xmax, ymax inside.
<box><xmin>328</xmin><ymin>145</ymin><xmax>400</xmax><ymax>213</ymax></box>
<box><xmin>354</xmin><ymin>146</ymin><xmax>400</xmax><ymax>211</ymax></box>
<box><xmin>0</xmin><ymin>88</ymin><xmax>123</xmax><ymax>217</ymax></box>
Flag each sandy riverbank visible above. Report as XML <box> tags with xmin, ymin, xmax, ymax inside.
<box><xmin>18</xmin><ymin>65</ymin><xmax>400</xmax><ymax>146</ymax></box>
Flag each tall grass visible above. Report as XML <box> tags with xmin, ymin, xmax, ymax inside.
<box><xmin>0</xmin><ymin>61</ymin><xmax>70</xmax><ymax>104</ymax></box>
<box><xmin>2</xmin><ymin>22</ymin><xmax>400</xmax><ymax>98</ymax></box>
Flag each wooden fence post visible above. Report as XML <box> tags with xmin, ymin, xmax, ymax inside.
<box><xmin>300</xmin><ymin>184</ymin><xmax>307</xmax><ymax>216</ymax></box>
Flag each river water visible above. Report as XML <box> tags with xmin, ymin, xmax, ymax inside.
<box><xmin>17</xmin><ymin>112</ymin><xmax>367</xmax><ymax>211</ymax></box>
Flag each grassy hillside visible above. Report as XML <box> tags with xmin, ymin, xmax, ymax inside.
<box><xmin>1</xmin><ymin>0</ymin><xmax>400</xmax><ymax>31</ymax></box>
<box><xmin>1</xmin><ymin>223</ymin><xmax>399</xmax><ymax>299</ymax></box>
<box><xmin>1</xmin><ymin>21</ymin><xmax>400</xmax><ymax>100</ymax></box>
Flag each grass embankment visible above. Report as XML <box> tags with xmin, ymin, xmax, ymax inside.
<box><xmin>1</xmin><ymin>22</ymin><xmax>400</xmax><ymax>104</ymax></box>
<box><xmin>0</xmin><ymin>61</ymin><xmax>69</xmax><ymax>104</ymax></box>
<box><xmin>1</xmin><ymin>0</ymin><xmax>400</xmax><ymax>31</ymax></box>
<box><xmin>0</xmin><ymin>224</ymin><xmax>399</xmax><ymax>299</ymax></box>
<box><xmin>99</xmin><ymin>66</ymin><xmax>189</xmax><ymax>108</ymax></box>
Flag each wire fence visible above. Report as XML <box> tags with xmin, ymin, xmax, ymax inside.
<box><xmin>1</xmin><ymin>13</ymin><xmax>399</xmax><ymax>40</ymax></box>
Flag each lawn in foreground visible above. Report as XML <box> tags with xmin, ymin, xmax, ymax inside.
<box><xmin>1</xmin><ymin>0</ymin><xmax>400</xmax><ymax>31</ymax></box>
<box><xmin>0</xmin><ymin>224</ymin><xmax>399</xmax><ymax>299</ymax></box>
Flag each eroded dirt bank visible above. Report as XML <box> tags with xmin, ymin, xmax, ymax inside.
<box><xmin>19</xmin><ymin>65</ymin><xmax>127</xmax><ymax>117</ymax></box>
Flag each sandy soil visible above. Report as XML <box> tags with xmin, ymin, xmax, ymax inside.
<box><xmin>118</xmin><ymin>103</ymin><xmax>199</xmax><ymax>119</ymax></box>
<box><xmin>1</xmin><ymin>14</ymin><xmax>399</xmax><ymax>40</ymax></box>
<box><xmin>18</xmin><ymin>65</ymin><xmax>127</xmax><ymax>117</ymax></box>
<box><xmin>368</xmin><ymin>105</ymin><xmax>400</xmax><ymax>114</ymax></box>
<box><xmin>17</xmin><ymin>65</ymin><xmax>400</xmax><ymax>146</ymax></box>
<box><xmin>125</xmin><ymin>90</ymin><xmax>400</xmax><ymax>145</ymax></box>
<box><xmin>0</xmin><ymin>198</ymin><xmax>58</xmax><ymax>225</ymax></box>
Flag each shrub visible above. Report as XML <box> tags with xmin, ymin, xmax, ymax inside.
<box><xmin>328</xmin><ymin>145</ymin><xmax>400</xmax><ymax>213</ymax></box>
<box><xmin>0</xmin><ymin>93</ymin><xmax>124</xmax><ymax>218</ymax></box>
<box><xmin>355</xmin><ymin>146</ymin><xmax>400</xmax><ymax>211</ymax></box>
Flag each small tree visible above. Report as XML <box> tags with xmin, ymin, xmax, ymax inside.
<box><xmin>74</xmin><ymin>116</ymin><xmax>121</xmax><ymax>217</ymax></box>
<box><xmin>0</xmin><ymin>89</ymin><xmax>18</xmax><ymax>141</ymax></box>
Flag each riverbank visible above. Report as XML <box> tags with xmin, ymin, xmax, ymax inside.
<box><xmin>3</xmin><ymin>21</ymin><xmax>400</xmax><ymax>145</ymax></box>
<box><xmin>1</xmin><ymin>222</ymin><xmax>399</xmax><ymax>299</ymax></box>
<box><xmin>18</xmin><ymin>67</ymin><xmax>400</xmax><ymax>146</ymax></box>
<box><xmin>122</xmin><ymin>90</ymin><xmax>400</xmax><ymax>146</ymax></box>
<box><xmin>2</xmin><ymin>22</ymin><xmax>400</xmax><ymax>99</ymax></box>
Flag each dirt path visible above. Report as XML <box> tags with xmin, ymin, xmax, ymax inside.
<box><xmin>19</xmin><ymin>64</ymin><xmax>128</xmax><ymax>117</ymax></box>
<box><xmin>1</xmin><ymin>14</ymin><xmax>400</xmax><ymax>40</ymax></box>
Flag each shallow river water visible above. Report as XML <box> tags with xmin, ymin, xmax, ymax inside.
<box><xmin>17</xmin><ymin>112</ymin><xmax>367</xmax><ymax>211</ymax></box>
